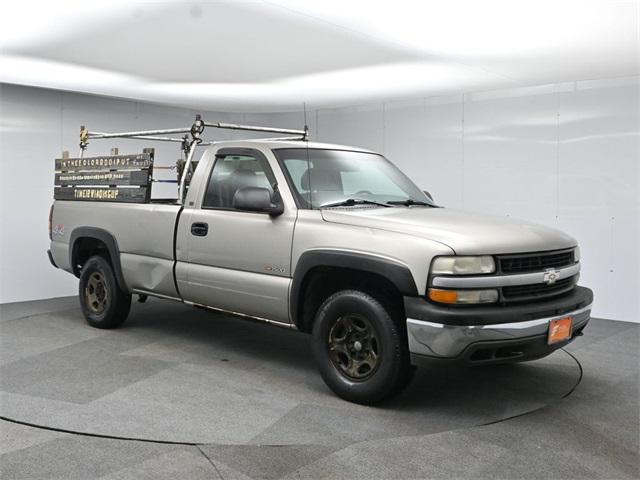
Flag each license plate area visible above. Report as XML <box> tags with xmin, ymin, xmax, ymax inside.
<box><xmin>548</xmin><ymin>316</ymin><xmax>573</xmax><ymax>345</ymax></box>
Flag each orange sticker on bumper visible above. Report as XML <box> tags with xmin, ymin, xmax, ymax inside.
<box><xmin>548</xmin><ymin>316</ymin><xmax>573</xmax><ymax>345</ymax></box>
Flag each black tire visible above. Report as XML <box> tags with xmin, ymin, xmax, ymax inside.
<box><xmin>312</xmin><ymin>290</ymin><xmax>413</xmax><ymax>405</ymax></box>
<box><xmin>79</xmin><ymin>255</ymin><xmax>131</xmax><ymax>329</ymax></box>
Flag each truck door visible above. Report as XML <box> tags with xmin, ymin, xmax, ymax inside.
<box><xmin>176</xmin><ymin>147</ymin><xmax>295</xmax><ymax>323</ymax></box>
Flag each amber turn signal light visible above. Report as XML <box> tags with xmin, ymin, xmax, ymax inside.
<box><xmin>428</xmin><ymin>288</ymin><xmax>459</xmax><ymax>304</ymax></box>
<box><xmin>428</xmin><ymin>288</ymin><xmax>499</xmax><ymax>304</ymax></box>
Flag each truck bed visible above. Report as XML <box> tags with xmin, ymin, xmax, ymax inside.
<box><xmin>50</xmin><ymin>201</ymin><xmax>182</xmax><ymax>298</ymax></box>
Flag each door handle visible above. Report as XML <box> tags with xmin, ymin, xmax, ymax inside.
<box><xmin>190</xmin><ymin>222</ymin><xmax>209</xmax><ymax>236</ymax></box>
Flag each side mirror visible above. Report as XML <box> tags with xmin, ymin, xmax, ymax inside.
<box><xmin>423</xmin><ymin>190</ymin><xmax>434</xmax><ymax>202</ymax></box>
<box><xmin>233</xmin><ymin>187</ymin><xmax>284</xmax><ymax>216</ymax></box>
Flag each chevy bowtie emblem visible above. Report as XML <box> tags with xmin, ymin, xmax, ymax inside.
<box><xmin>543</xmin><ymin>269</ymin><xmax>561</xmax><ymax>285</ymax></box>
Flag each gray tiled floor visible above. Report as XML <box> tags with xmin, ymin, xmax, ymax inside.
<box><xmin>1</xmin><ymin>297</ymin><xmax>638</xmax><ymax>479</ymax></box>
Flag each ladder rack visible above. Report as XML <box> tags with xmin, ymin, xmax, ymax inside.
<box><xmin>77</xmin><ymin>115</ymin><xmax>308</xmax><ymax>204</ymax></box>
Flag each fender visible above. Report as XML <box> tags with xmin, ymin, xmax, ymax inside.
<box><xmin>290</xmin><ymin>249</ymin><xmax>419</xmax><ymax>324</ymax></box>
<box><xmin>68</xmin><ymin>227</ymin><xmax>128</xmax><ymax>293</ymax></box>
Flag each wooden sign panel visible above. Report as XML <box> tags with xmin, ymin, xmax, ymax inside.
<box><xmin>54</xmin><ymin>187</ymin><xmax>149</xmax><ymax>203</ymax></box>
<box><xmin>55</xmin><ymin>153</ymin><xmax>152</xmax><ymax>172</ymax></box>
<box><xmin>55</xmin><ymin>170</ymin><xmax>150</xmax><ymax>186</ymax></box>
<box><xmin>54</xmin><ymin>152</ymin><xmax>153</xmax><ymax>203</ymax></box>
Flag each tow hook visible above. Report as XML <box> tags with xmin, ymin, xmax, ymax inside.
<box><xmin>137</xmin><ymin>294</ymin><xmax>148</xmax><ymax>303</ymax></box>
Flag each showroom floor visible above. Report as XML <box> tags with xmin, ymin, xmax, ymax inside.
<box><xmin>1</xmin><ymin>297</ymin><xmax>638</xmax><ymax>479</ymax></box>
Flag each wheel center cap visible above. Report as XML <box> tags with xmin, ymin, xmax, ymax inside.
<box><xmin>353</xmin><ymin>340</ymin><xmax>363</xmax><ymax>352</ymax></box>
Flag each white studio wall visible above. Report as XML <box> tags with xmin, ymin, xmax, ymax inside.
<box><xmin>263</xmin><ymin>77</ymin><xmax>639</xmax><ymax>323</ymax></box>
<box><xmin>1</xmin><ymin>78</ymin><xmax>638</xmax><ymax>323</ymax></box>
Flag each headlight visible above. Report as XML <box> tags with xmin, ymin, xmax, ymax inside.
<box><xmin>428</xmin><ymin>288</ymin><xmax>498</xmax><ymax>304</ymax></box>
<box><xmin>431</xmin><ymin>256</ymin><xmax>495</xmax><ymax>275</ymax></box>
<box><xmin>574</xmin><ymin>246</ymin><xmax>580</xmax><ymax>262</ymax></box>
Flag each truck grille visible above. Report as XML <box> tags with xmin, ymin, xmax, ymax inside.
<box><xmin>502</xmin><ymin>276</ymin><xmax>576</xmax><ymax>302</ymax></box>
<box><xmin>498</xmin><ymin>249</ymin><xmax>575</xmax><ymax>274</ymax></box>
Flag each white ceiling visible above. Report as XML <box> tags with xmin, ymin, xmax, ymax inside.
<box><xmin>1</xmin><ymin>0</ymin><xmax>638</xmax><ymax>112</ymax></box>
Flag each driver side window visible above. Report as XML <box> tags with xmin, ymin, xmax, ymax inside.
<box><xmin>202</xmin><ymin>154</ymin><xmax>274</xmax><ymax>209</ymax></box>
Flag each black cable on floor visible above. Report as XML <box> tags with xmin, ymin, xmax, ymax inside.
<box><xmin>0</xmin><ymin>416</ymin><xmax>228</xmax><ymax>478</ymax></box>
<box><xmin>480</xmin><ymin>348</ymin><xmax>583</xmax><ymax>427</ymax></box>
<box><xmin>0</xmin><ymin>415</ymin><xmax>200</xmax><ymax>446</ymax></box>
<box><xmin>560</xmin><ymin>348</ymin><xmax>584</xmax><ymax>399</ymax></box>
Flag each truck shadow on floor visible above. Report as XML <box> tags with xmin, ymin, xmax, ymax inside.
<box><xmin>120</xmin><ymin>299</ymin><xmax>582</xmax><ymax>411</ymax></box>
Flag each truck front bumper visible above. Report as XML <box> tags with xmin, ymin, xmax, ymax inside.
<box><xmin>406</xmin><ymin>286</ymin><xmax>593</xmax><ymax>366</ymax></box>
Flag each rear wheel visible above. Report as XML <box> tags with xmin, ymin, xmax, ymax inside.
<box><xmin>312</xmin><ymin>290</ymin><xmax>413</xmax><ymax>404</ymax></box>
<box><xmin>79</xmin><ymin>255</ymin><xmax>131</xmax><ymax>329</ymax></box>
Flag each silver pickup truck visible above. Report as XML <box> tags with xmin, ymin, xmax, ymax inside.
<box><xmin>48</xmin><ymin>133</ymin><xmax>593</xmax><ymax>404</ymax></box>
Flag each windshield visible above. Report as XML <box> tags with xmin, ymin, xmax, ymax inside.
<box><xmin>274</xmin><ymin>148</ymin><xmax>433</xmax><ymax>209</ymax></box>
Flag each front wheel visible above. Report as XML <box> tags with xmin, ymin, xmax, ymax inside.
<box><xmin>312</xmin><ymin>290</ymin><xmax>413</xmax><ymax>404</ymax></box>
<box><xmin>79</xmin><ymin>255</ymin><xmax>131</xmax><ymax>329</ymax></box>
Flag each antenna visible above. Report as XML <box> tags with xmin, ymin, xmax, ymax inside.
<box><xmin>303</xmin><ymin>102</ymin><xmax>309</xmax><ymax>140</ymax></box>
<box><xmin>303</xmin><ymin>102</ymin><xmax>312</xmax><ymax>206</ymax></box>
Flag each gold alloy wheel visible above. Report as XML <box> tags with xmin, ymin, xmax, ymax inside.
<box><xmin>328</xmin><ymin>314</ymin><xmax>380</xmax><ymax>380</ymax></box>
<box><xmin>85</xmin><ymin>272</ymin><xmax>108</xmax><ymax>314</ymax></box>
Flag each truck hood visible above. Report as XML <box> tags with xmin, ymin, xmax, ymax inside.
<box><xmin>321</xmin><ymin>207</ymin><xmax>576</xmax><ymax>254</ymax></box>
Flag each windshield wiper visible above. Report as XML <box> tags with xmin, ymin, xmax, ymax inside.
<box><xmin>320</xmin><ymin>198</ymin><xmax>391</xmax><ymax>208</ymax></box>
<box><xmin>386</xmin><ymin>199</ymin><xmax>434</xmax><ymax>207</ymax></box>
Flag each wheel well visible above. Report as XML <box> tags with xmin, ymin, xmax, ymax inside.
<box><xmin>296</xmin><ymin>267</ymin><xmax>405</xmax><ymax>333</ymax></box>
<box><xmin>71</xmin><ymin>237</ymin><xmax>110</xmax><ymax>277</ymax></box>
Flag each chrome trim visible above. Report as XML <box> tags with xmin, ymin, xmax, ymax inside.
<box><xmin>432</xmin><ymin>262</ymin><xmax>580</xmax><ymax>288</ymax></box>
<box><xmin>183</xmin><ymin>301</ymin><xmax>298</xmax><ymax>330</ymax></box>
<box><xmin>407</xmin><ymin>303</ymin><xmax>591</xmax><ymax>359</ymax></box>
<box><xmin>131</xmin><ymin>289</ymin><xmax>182</xmax><ymax>302</ymax></box>
<box><xmin>408</xmin><ymin>304</ymin><xmax>592</xmax><ymax>331</ymax></box>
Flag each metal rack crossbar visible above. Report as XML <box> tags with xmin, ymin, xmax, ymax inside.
<box><xmin>88</xmin><ymin>128</ymin><xmax>191</xmax><ymax>140</ymax></box>
<box><xmin>202</xmin><ymin>121</ymin><xmax>306</xmax><ymax>137</ymax></box>
<box><xmin>78</xmin><ymin>114</ymin><xmax>308</xmax><ymax>204</ymax></box>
